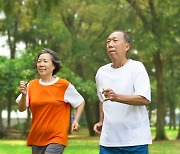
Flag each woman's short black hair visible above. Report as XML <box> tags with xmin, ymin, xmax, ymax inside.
<box><xmin>35</xmin><ymin>48</ymin><xmax>62</xmax><ymax>75</ymax></box>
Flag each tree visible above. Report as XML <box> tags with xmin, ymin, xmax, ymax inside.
<box><xmin>125</xmin><ymin>0</ymin><xmax>179</xmax><ymax>140</ymax></box>
<box><xmin>0</xmin><ymin>56</ymin><xmax>7</xmax><ymax>132</ymax></box>
<box><xmin>0</xmin><ymin>58</ymin><xmax>20</xmax><ymax>129</ymax></box>
<box><xmin>177</xmin><ymin>112</ymin><xmax>180</xmax><ymax>139</ymax></box>
<box><xmin>164</xmin><ymin>58</ymin><xmax>178</xmax><ymax>130</ymax></box>
<box><xmin>0</xmin><ymin>50</ymin><xmax>36</xmax><ymax>130</ymax></box>
<box><xmin>0</xmin><ymin>0</ymin><xmax>25</xmax><ymax>58</ymax></box>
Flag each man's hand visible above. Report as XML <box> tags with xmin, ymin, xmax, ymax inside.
<box><xmin>102</xmin><ymin>88</ymin><xmax>117</xmax><ymax>101</ymax></box>
<box><xmin>93</xmin><ymin>122</ymin><xmax>103</xmax><ymax>135</ymax></box>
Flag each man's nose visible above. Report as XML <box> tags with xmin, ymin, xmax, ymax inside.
<box><xmin>108</xmin><ymin>41</ymin><xmax>113</xmax><ymax>47</ymax></box>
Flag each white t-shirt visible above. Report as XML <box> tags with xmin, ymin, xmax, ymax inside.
<box><xmin>16</xmin><ymin>77</ymin><xmax>84</xmax><ymax>108</ymax></box>
<box><xmin>95</xmin><ymin>59</ymin><xmax>152</xmax><ymax>147</ymax></box>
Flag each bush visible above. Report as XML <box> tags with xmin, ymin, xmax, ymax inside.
<box><xmin>0</xmin><ymin>130</ymin><xmax>7</xmax><ymax>138</ymax></box>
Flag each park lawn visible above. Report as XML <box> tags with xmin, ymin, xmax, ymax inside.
<box><xmin>0</xmin><ymin>127</ymin><xmax>179</xmax><ymax>154</ymax></box>
<box><xmin>149</xmin><ymin>140</ymin><xmax>180</xmax><ymax>154</ymax></box>
<box><xmin>151</xmin><ymin>126</ymin><xmax>179</xmax><ymax>140</ymax></box>
<box><xmin>0</xmin><ymin>139</ymin><xmax>31</xmax><ymax>154</ymax></box>
<box><xmin>0</xmin><ymin>138</ymin><xmax>179</xmax><ymax>154</ymax></box>
<box><xmin>64</xmin><ymin>137</ymin><xmax>99</xmax><ymax>154</ymax></box>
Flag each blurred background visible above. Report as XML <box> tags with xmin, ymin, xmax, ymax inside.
<box><xmin>0</xmin><ymin>0</ymin><xmax>179</xmax><ymax>143</ymax></box>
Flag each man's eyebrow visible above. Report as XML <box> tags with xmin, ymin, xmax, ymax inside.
<box><xmin>107</xmin><ymin>37</ymin><xmax>118</xmax><ymax>40</ymax></box>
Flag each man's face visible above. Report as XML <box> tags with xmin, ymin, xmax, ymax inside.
<box><xmin>106</xmin><ymin>32</ymin><xmax>130</xmax><ymax>60</ymax></box>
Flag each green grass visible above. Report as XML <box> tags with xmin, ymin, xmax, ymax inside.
<box><xmin>149</xmin><ymin>140</ymin><xmax>179</xmax><ymax>154</ymax></box>
<box><xmin>64</xmin><ymin>137</ymin><xmax>99</xmax><ymax>154</ymax></box>
<box><xmin>0</xmin><ymin>139</ymin><xmax>31</xmax><ymax>154</ymax></box>
<box><xmin>151</xmin><ymin>126</ymin><xmax>179</xmax><ymax>140</ymax></box>
<box><xmin>0</xmin><ymin>127</ymin><xmax>179</xmax><ymax>154</ymax></box>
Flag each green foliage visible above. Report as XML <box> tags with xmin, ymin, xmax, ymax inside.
<box><xmin>0</xmin><ymin>53</ymin><xmax>36</xmax><ymax>113</ymax></box>
<box><xmin>0</xmin><ymin>57</ymin><xmax>20</xmax><ymax>97</ymax></box>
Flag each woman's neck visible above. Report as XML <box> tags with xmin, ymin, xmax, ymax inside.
<box><xmin>40</xmin><ymin>75</ymin><xmax>56</xmax><ymax>83</ymax></box>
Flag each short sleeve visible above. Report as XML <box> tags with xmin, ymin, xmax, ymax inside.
<box><xmin>133</xmin><ymin>62</ymin><xmax>151</xmax><ymax>102</ymax></box>
<box><xmin>95</xmin><ymin>71</ymin><xmax>104</xmax><ymax>102</ymax></box>
<box><xmin>64</xmin><ymin>83</ymin><xmax>84</xmax><ymax>108</ymax></box>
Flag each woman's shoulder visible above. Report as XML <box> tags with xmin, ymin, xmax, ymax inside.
<box><xmin>29</xmin><ymin>79</ymin><xmax>39</xmax><ymax>84</ymax></box>
<box><xmin>57</xmin><ymin>77</ymin><xmax>70</xmax><ymax>86</ymax></box>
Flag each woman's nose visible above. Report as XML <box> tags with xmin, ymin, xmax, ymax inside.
<box><xmin>39</xmin><ymin>61</ymin><xmax>45</xmax><ymax>66</ymax></box>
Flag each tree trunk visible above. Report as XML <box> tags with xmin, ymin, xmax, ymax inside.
<box><xmin>169</xmin><ymin>100</ymin><xmax>176</xmax><ymax>130</ymax></box>
<box><xmin>7</xmin><ymin>19</ymin><xmax>18</xmax><ymax>59</ymax></box>
<box><xmin>0</xmin><ymin>102</ymin><xmax>5</xmax><ymax>131</ymax></box>
<box><xmin>154</xmin><ymin>52</ymin><xmax>167</xmax><ymax>140</ymax></box>
<box><xmin>176</xmin><ymin>109</ymin><xmax>180</xmax><ymax>139</ymax></box>
<box><xmin>7</xmin><ymin>99</ymin><xmax>12</xmax><ymax>129</ymax></box>
<box><xmin>168</xmin><ymin>63</ymin><xmax>176</xmax><ymax>130</ymax></box>
<box><xmin>148</xmin><ymin>105</ymin><xmax>153</xmax><ymax>126</ymax></box>
<box><xmin>84</xmin><ymin>101</ymin><xmax>99</xmax><ymax>136</ymax></box>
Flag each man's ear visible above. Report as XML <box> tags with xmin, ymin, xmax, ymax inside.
<box><xmin>125</xmin><ymin>43</ymin><xmax>130</xmax><ymax>51</ymax></box>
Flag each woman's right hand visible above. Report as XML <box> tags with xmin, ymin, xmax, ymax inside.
<box><xmin>19</xmin><ymin>81</ymin><xmax>27</xmax><ymax>95</ymax></box>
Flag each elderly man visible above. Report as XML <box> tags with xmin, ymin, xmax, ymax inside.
<box><xmin>94</xmin><ymin>30</ymin><xmax>152</xmax><ymax>154</ymax></box>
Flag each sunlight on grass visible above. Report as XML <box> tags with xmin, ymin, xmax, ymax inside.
<box><xmin>0</xmin><ymin>139</ymin><xmax>26</xmax><ymax>145</ymax></box>
<box><xmin>64</xmin><ymin>137</ymin><xmax>99</xmax><ymax>154</ymax></box>
<box><xmin>149</xmin><ymin>140</ymin><xmax>180</xmax><ymax>154</ymax></box>
<box><xmin>0</xmin><ymin>127</ymin><xmax>179</xmax><ymax>154</ymax></box>
<box><xmin>151</xmin><ymin>126</ymin><xmax>179</xmax><ymax>140</ymax></box>
<box><xmin>0</xmin><ymin>139</ymin><xmax>31</xmax><ymax>154</ymax></box>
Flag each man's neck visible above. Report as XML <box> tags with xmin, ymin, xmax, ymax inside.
<box><xmin>111</xmin><ymin>58</ymin><xmax>128</xmax><ymax>68</ymax></box>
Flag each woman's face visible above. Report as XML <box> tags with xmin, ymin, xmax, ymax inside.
<box><xmin>36</xmin><ymin>53</ymin><xmax>55</xmax><ymax>77</ymax></box>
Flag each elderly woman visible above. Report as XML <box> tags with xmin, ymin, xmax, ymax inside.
<box><xmin>16</xmin><ymin>48</ymin><xmax>85</xmax><ymax>154</ymax></box>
